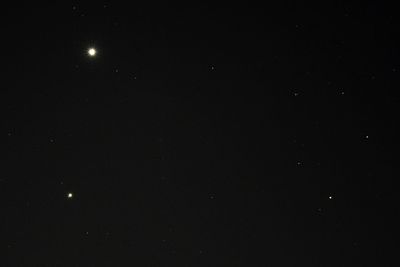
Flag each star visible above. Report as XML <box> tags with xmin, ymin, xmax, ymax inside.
<box><xmin>67</xmin><ymin>193</ymin><xmax>73</xmax><ymax>198</ymax></box>
<box><xmin>87</xmin><ymin>48</ymin><xmax>97</xmax><ymax>57</ymax></box>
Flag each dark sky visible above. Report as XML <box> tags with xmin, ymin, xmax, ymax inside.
<box><xmin>2</xmin><ymin>2</ymin><xmax>399</xmax><ymax>266</ymax></box>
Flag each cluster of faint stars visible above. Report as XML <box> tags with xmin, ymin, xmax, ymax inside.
<box><xmin>11</xmin><ymin>43</ymin><xmax>370</xmax><ymax>212</ymax></box>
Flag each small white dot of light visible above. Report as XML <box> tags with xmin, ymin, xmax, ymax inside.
<box><xmin>88</xmin><ymin>48</ymin><xmax>96</xmax><ymax>56</ymax></box>
<box><xmin>67</xmin><ymin>193</ymin><xmax>73</xmax><ymax>198</ymax></box>
<box><xmin>329</xmin><ymin>196</ymin><xmax>333</xmax><ymax>200</ymax></box>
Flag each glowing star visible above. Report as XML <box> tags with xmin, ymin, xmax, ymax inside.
<box><xmin>328</xmin><ymin>196</ymin><xmax>333</xmax><ymax>200</ymax></box>
<box><xmin>67</xmin><ymin>193</ymin><xmax>73</xmax><ymax>198</ymax></box>
<box><xmin>88</xmin><ymin>48</ymin><xmax>97</xmax><ymax>57</ymax></box>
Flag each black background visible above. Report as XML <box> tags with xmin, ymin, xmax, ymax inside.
<box><xmin>2</xmin><ymin>2</ymin><xmax>399</xmax><ymax>266</ymax></box>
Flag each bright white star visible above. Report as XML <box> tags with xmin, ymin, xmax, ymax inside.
<box><xmin>88</xmin><ymin>48</ymin><xmax>97</xmax><ymax>57</ymax></box>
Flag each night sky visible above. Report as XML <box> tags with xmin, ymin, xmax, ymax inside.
<box><xmin>2</xmin><ymin>2</ymin><xmax>399</xmax><ymax>266</ymax></box>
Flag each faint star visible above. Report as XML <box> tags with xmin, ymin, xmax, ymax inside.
<box><xmin>67</xmin><ymin>193</ymin><xmax>73</xmax><ymax>198</ymax></box>
<box><xmin>328</xmin><ymin>195</ymin><xmax>333</xmax><ymax>200</ymax></box>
